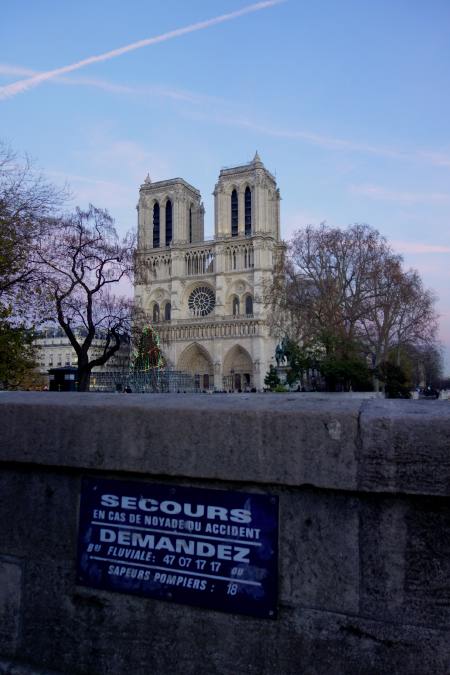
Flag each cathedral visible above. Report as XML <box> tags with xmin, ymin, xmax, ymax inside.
<box><xmin>134</xmin><ymin>153</ymin><xmax>284</xmax><ymax>391</ymax></box>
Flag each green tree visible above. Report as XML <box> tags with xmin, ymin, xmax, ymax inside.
<box><xmin>0</xmin><ymin>309</ymin><xmax>38</xmax><ymax>389</ymax></box>
<box><xmin>264</xmin><ymin>365</ymin><xmax>281</xmax><ymax>391</ymax></box>
<box><xmin>377</xmin><ymin>361</ymin><xmax>411</xmax><ymax>399</ymax></box>
<box><xmin>283</xmin><ymin>340</ymin><xmax>315</xmax><ymax>387</ymax></box>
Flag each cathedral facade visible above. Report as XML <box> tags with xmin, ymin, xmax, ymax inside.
<box><xmin>134</xmin><ymin>153</ymin><xmax>283</xmax><ymax>390</ymax></box>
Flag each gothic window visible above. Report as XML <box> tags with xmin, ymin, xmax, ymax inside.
<box><xmin>233</xmin><ymin>297</ymin><xmax>240</xmax><ymax>316</ymax></box>
<box><xmin>189</xmin><ymin>206</ymin><xmax>193</xmax><ymax>243</ymax></box>
<box><xmin>152</xmin><ymin>303</ymin><xmax>160</xmax><ymax>323</ymax></box>
<box><xmin>153</xmin><ymin>203</ymin><xmax>160</xmax><ymax>248</ymax></box>
<box><xmin>231</xmin><ymin>189</ymin><xmax>238</xmax><ymax>237</ymax></box>
<box><xmin>165</xmin><ymin>199</ymin><xmax>172</xmax><ymax>246</ymax></box>
<box><xmin>245</xmin><ymin>295</ymin><xmax>253</xmax><ymax>315</ymax></box>
<box><xmin>242</xmin><ymin>244</ymin><xmax>254</xmax><ymax>268</ymax></box>
<box><xmin>188</xmin><ymin>286</ymin><xmax>215</xmax><ymax>317</ymax></box>
<box><xmin>164</xmin><ymin>302</ymin><xmax>171</xmax><ymax>321</ymax></box>
<box><xmin>245</xmin><ymin>186</ymin><xmax>252</xmax><ymax>235</ymax></box>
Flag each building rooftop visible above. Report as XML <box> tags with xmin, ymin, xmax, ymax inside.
<box><xmin>139</xmin><ymin>176</ymin><xmax>200</xmax><ymax>195</ymax></box>
<box><xmin>219</xmin><ymin>152</ymin><xmax>276</xmax><ymax>183</ymax></box>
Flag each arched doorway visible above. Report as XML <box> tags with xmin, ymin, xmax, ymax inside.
<box><xmin>177</xmin><ymin>343</ymin><xmax>214</xmax><ymax>391</ymax></box>
<box><xmin>223</xmin><ymin>345</ymin><xmax>253</xmax><ymax>391</ymax></box>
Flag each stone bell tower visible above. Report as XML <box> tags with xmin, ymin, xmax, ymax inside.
<box><xmin>213</xmin><ymin>152</ymin><xmax>280</xmax><ymax>239</ymax></box>
<box><xmin>137</xmin><ymin>174</ymin><xmax>205</xmax><ymax>250</ymax></box>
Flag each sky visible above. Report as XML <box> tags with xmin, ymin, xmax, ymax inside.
<box><xmin>1</xmin><ymin>0</ymin><xmax>450</xmax><ymax>371</ymax></box>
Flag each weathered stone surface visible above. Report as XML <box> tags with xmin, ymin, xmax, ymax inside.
<box><xmin>14</xmin><ymin>556</ymin><xmax>450</xmax><ymax>675</ymax></box>
<box><xmin>0</xmin><ymin>470</ymin><xmax>78</xmax><ymax>562</ymax></box>
<box><xmin>279</xmin><ymin>488</ymin><xmax>360</xmax><ymax>615</ymax></box>
<box><xmin>0</xmin><ymin>559</ymin><xmax>22</xmax><ymax>657</ymax></box>
<box><xmin>358</xmin><ymin>398</ymin><xmax>450</xmax><ymax>495</ymax></box>
<box><xmin>359</xmin><ymin>494</ymin><xmax>450</xmax><ymax>629</ymax></box>
<box><xmin>0</xmin><ymin>392</ymin><xmax>362</xmax><ymax>491</ymax></box>
<box><xmin>0</xmin><ymin>659</ymin><xmax>62</xmax><ymax>675</ymax></box>
<box><xmin>0</xmin><ymin>659</ymin><xmax>62</xmax><ymax>674</ymax></box>
<box><xmin>1</xmin><ymin>392</ymin><xmax>450</xmax><ymax>673</ymax></box>
<box><xmin>1</xmin><ymin>393</ymin><xmax>450</xmax><ymax>496</ymax></box>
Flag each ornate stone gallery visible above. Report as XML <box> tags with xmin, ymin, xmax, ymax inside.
<box><xmin>134</xmin><ymin>153</ymin><xmax>284</xmax><ymax>390</ymax></box>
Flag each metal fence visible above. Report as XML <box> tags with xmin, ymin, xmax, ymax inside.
<box><xmin>89</xmin><ymin>368</ymin><xmax>199</xmax><ymax>393</ymax></box>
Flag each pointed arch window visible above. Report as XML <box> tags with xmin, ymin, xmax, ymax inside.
<box><xmin>233</xmin><ymin>297</ymin><xmax>240</xmax><ymax>316</ymax></box>
<box><xmin>165</xmin><ymin>199</ymin><xmax>172</xmax><ymax>246</ymax></box>
<box><xmin>164</xmin><ymin>302</ymin><xmax>171</xmax><ymax>321</ymax></box>
<box><xmin>152</xmin><ymin>203</ymin><xmax>160</xmax><ymax>248</ymax></box>
<box><xmin>152</xmin><ymin>303</ymin><xmax>160</xmax><ymax>323</ymax></box>
<box><xmin>245</xmin><ymin>295</ymin><xmax>253</xmax><ymax>315</ymax></box>
<box><xmin>245</xmin><ymin>187</ymin><xmax>252</xmax><ymax>235</ymax></box>
<box><xmin>189</xmin><ymin>206</ymin><xmax>193</xmax><ymax>243</ymax></box>
<box><xmin>231</xmin><ymin>189</ymin><xmax>238</xmax><ymax>237</ymax></box>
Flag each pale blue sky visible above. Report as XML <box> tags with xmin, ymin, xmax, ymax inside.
<box><xmin>1</xmin><ymin>1</ymin><xmax>450</xmax><ymax>370</ymax></box>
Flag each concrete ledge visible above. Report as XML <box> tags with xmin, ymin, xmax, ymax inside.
<box><xmin>0</xmin><ymin>392</ymin><xmax>449</xmax><ymax>496</ymax></box>
<box><xmin>1</xmin><ymin>393</ymin><xmax>450</xmax><ymax>673</ymax></box>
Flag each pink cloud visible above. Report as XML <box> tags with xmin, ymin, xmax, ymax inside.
<box><xmin>349</xmin><ymin>184</ymin><xmax>450</xmax><ymax>204</ymax></box>
<box><xmin>392</xmin><ymin>241</ymin><xmax>450</xmax><ymax>255</ymax></box>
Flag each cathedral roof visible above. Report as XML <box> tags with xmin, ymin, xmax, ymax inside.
<box><xmin>218</xmin><ymin>153</ymin><xmax>276</xmax><ymax>183</ymax></box>
<box><xmin>139</xmin><ymin>176</ymin><xmax>200</xmax><ymax>195</ymax></box>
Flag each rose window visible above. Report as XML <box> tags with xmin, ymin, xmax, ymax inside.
<box><xmin>188</xmin><ymin>286</ymin><xmax>215</xmax><ymax>317</ymax></box>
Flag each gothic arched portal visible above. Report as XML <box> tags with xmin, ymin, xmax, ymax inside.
<box><xmin>177</xmin><ymin>343</ymin><xmax>214</xmax><ymax>390</ymax></box>
<box><xmin>222</xmin><ymin>344</ymin><xmax>253</xmax><ymax>391</ymax></box>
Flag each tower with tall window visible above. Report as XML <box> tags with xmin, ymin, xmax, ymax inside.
<box><xmin>213</xmin><ymin>151</ymin><xmax>280</xmax><ymax>239</ymax></box>
<box><xmin>137</xmin><ymin>175</ymin><xmax>204</xmax><ymax>249</ymax></box>
<box><xmin>134</xmin><ymin>153</ymin><xmax>283</xmax><ymax>390</ymax></box>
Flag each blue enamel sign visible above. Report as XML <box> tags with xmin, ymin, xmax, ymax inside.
<box><xmin>77</xmin><ymin>477</ymin><xmax>278</xmax><ymax>618</ymax></box>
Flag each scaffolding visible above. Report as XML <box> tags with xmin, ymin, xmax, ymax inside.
<box><xmin>88</xmin><ymin>325</ymin><xmax>209</xmax><ymax>393</ymax></box>
<box><xmin>89</xmin><ymin>368</ymin><xmax>198</xmax><ymax>393</ymax></box>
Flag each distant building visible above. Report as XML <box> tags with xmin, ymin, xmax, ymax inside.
<box><xmin>34</xmin><ymin>327</ymin><xmax>130</xmax><ymax>388</ymax></box>
<box><xmin>134</xmin><ymin>153</ymin><xmax>284</xmax><ymax>390</ymax></box>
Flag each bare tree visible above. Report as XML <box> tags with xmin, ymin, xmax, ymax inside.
<box><xmin>267</xmin><ymin>222</ymin><xmax>439</xmax><ymax>391</ymax></box>
<box><xmin>360</xmin><ymin>262</ymin><xmax>437</xmax><ymax>384</ymax></box>
<box><xmin>36</xmin><ymin>204</ymin><xmax>135</xmax><ymax>391</ymax></box>
<box><xmin>287</xmin><ymin>224</ymin><xmax>396</xmax><ymax>345</ymax></box>
<box><xmin>0</xmin><ymin>140</ymin><xmax>67</xmax><ymax>309</ymax></box>
<box><xmin>0</xmin><ymin>141</ymin><xmax>68</xmax><ymax>388</ymax></box>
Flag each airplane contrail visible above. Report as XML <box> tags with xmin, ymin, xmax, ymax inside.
<box><xmin>0</xmin><ymin>0</ymin><xmax>284</xmax><ymax>101</ymax></box>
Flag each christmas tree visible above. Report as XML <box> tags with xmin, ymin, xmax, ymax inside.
<box><xmin>132</xmin><ymin>325</ymin><xmax>165</xmax><ymax>390</ymax></box>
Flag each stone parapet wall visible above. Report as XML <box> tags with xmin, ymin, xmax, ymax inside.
<box><xmin>0</xmin><ymin>393</ymin><xmax>449</xmax><ymax>674</ymax></box>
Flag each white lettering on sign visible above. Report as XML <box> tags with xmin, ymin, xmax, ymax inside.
<box><xmin>99</xmin><ymin>528</ymin><xmax>250</xmax><ymax>563</ymax></box>
<box><xmin>100</xmin><ymin>494</ymin><xmax>252</xmax><ymax>523</ymax></box>
<box><xmin>78</xmin><ymin>478</ymin><xmax>279</xmax><ymax>619</ymax></box>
